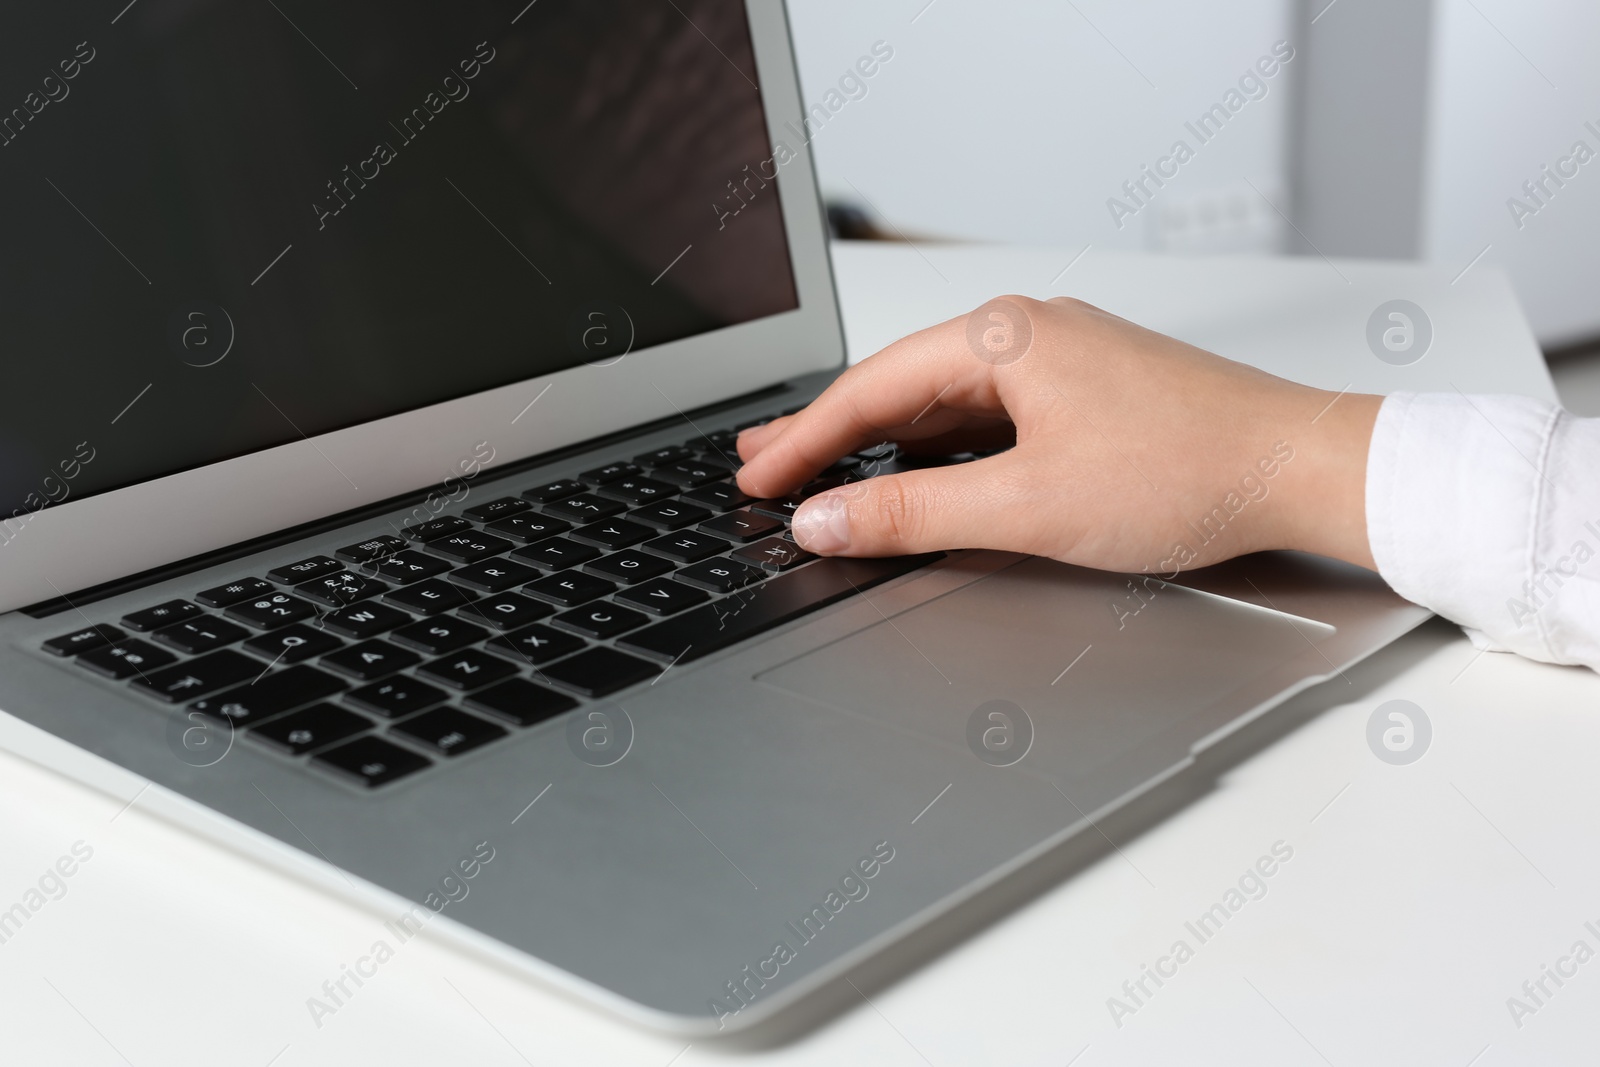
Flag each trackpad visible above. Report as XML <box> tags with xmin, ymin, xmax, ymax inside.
<box><xmin>757</xmin><ymin>556</ymin><xmax>1330</xmax><ymax>779</ymax></box>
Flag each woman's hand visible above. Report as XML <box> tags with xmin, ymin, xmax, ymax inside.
<box><xmin>735</xmin><ymin>295</ymin><xmax>1381</xmax><ymax>575</ymax></box>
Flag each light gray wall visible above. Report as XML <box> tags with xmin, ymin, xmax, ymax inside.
<box><xmin>785</xmin><ymin>0</ymin><xmax>1600</xmax><ymax>346</ymax></box>
<box><xmin>784</xmin><ymin>0</ymin><xmax>1298</xmax><ymax>255</ymax></box>
<box><xmin>1419</xmin><ymin>0</ymin><xmax>1600</xmax><ymax>347</ymax></box>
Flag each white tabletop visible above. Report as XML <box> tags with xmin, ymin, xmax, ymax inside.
<box><xmin>3</xmin><ymin>244</ymin><xmax>1593</xmax><ymax>1066</ymax></box>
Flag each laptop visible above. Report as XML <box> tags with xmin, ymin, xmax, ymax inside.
<box><xmin>0</xmin><ymin>0</ymin><xmax>1549</xmax><ymax>1037</ymax></box>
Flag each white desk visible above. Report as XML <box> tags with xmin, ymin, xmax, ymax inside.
<box><xmin>3</xmin><ymin>244</ymin><xmax>1595</xmax><ymax>1066</ymax></box>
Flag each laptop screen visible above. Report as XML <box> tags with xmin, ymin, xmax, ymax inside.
<box><xmin>0</xmin><ymin>1</ymin><xmax>798</xmax><ymax>520</ymax></box>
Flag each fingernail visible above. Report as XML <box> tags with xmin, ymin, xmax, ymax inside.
<box><xmin>792</xmin><ymin>492</ymin><xmax>852</xmax><ymax>554</ymax></box>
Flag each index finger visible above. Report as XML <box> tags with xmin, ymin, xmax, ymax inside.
<box><xmin>735</xmin><ymin>299</ymin><xmax>1025</xmax><ymax>498</ymax></box>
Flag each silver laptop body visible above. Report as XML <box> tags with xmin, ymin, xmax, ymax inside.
<box><xmin>0</xmin><ymin>0</ymin><xmax>1543</xmax><ymax>1035</ymax></box>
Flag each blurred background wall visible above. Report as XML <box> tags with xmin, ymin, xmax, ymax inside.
<box><xmin>784</xmin><ymin>0</ymin><xmax>1600</xmax><ymax>349</ymax></box>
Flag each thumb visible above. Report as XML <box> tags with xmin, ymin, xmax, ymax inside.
<box><xmin>790</xmin><ymin>456</ymin><xmax>1033</xmax><ymax>557</ymax></box>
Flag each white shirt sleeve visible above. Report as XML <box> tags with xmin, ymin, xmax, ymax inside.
<box><xmin>1365</xmin><ymin>391</ymin><xmax>1600</xmax><ymax>672</ymax></box>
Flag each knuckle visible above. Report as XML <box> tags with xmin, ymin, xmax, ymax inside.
<box><xmin>866</xmin><ymin>478</ymin><xmax>922</xmax><ymax>545</ymax></box>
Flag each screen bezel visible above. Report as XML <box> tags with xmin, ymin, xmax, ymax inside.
<box><xmin>0</xmin><ymin>0</ymin><xmax>842</xmax><ymax>614</ymax></box>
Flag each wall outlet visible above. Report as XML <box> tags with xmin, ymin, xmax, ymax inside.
<box><xmin>1148</xmin><ymin>179</ymin><xmax>1286</xmax><ymax>254</ymax></box>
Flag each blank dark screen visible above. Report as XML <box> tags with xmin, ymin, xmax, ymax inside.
<box><xmin>0</xmin><ymin>0</ymin><xmax>798</xmax><ymax>518</ymax></box>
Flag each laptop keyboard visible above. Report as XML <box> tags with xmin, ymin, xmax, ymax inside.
<box><xmin>37</xmin><ymin>416</ymin><xmax>946</xmax><ymax>790</ymax></box>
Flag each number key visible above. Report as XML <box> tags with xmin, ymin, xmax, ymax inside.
<box><xmin>367</xmin><ymin>550</ymin><xmax>451</xmax><ymax>585</ymax></box>
<box><xmin>194</xmin><ymin>578</ymin><xmax>275</xmax><ymax>608</ymax></box>
<box><xmin>266</xmin><ymin>555</ymin><xmax>344</xmax><ymax>585</ymax></box>
<box><xmin>226</xmin><ymin>592</ymin><xmax>317</xmax><ymax>630</ymax></box>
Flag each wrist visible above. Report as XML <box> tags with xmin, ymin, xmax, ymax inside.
<box><xmin>1264</xmin><ymin>389</ymin><xmax>1382</xmax><ymax>570</ymax></box>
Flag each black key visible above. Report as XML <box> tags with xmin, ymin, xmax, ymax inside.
<box><xmin>266</xmin><ymin>555</ymin><xmax>344</xmax><ymax>585</ymax></box>
<box><xmin>701</xmin><ymin>509</ymin><xmax>784</xmax><ymax>543</ymax></box>
<box><xmin>595</xmin><ymin>477</ymin><xmax>677</xmax><ymax>507</ymax></box>
<box><xmin>642</xmin><ymin>529</ymin><xmax>730</xmax><ymax>564</ymax></box>
<box><xmin>750</xmin><ymin>495</ymin><xmax>804</xmax><ymax>521</ymax></box>
<box><xmin>298</xmin><ymin>571</ymin><xmax>389</xmax><ymax>608</ymax></box>
<box><xmin>579</xmin><ymin>461</ymin><xmax>643</xmax><ymax>485</ymax></box>
<box><xmin>584</xmin><ymin>550</ymin><xmax>672</xmax><ymax>585</ymax></box>
<box><xmin>521</xmin><ymin>478</ymin><xmax>584</xmax><ymax>504</ymax></box>
<box><xmin>425</xmin><ymin>531</ymin><xmax>514</xmax><ymax>565</ymax></box>
<box><xmin>462</xmin><ymin>496</ymin><xmax>531</xmax><ymax>523</ymax></box>
<box><xmin>634</xmin><ymin>444</ymin><xmax>692</xmax><ymax>467</ymax></box>
<box><xmin>367</xmin><ymin>550</ymin><xmax>451</xmax><ymax>585</ymax></box>
<box><xmin>484</xmin><ymin>513</ymin><xmax>572</xmax><ymax>544</ymax></box>
<box><xmin>485</xmin><ymin>623</ymin><xmax>586</xmax><ymax>666</ymax></box>
<box><xmin>628</xmin><ymin>500</ymin><xmax>712</xmax><ymax>530</ymax></box>
<box><xmin>121</xmin><ymin>599</ymin><xmax>203</xmax><ymax>632</ymax></box>
<box><xmin>188</xmin><ymin>665</ymin><xmax>347</xmax><ymax>725</ymax></box>
<box><xmin>543</xmin><ymin>493</ymin><xmax>625</xmax><ymax>523</ymax></box>
<box><xmin>390</xmin><ymin>617</ymin><xmax>490</xmax><ymax>656</ymax></box>
<box><xmin>400</xmin><ymin>515</ymin><xmax>472</xmax><ymax>542</ymax></box>
<box><xmin>313</xmin><ymin>736</ymin><xmax>431</xmax><ymax>788</ymax></box>
<box><xmin>448</xmin><ymin>557</ymin><xmax>542</xmax><ymax>593</ymax></box>
<box><xmin>335</xmin><ymin>535</ymin><xmax>407</xmax><ymax>565</ymax></box>
<box><xmin>654</xmin><ymin>459</ymin><xmax>732</xmax><ymax>487</ymax></box>
<box><xmin>391</xmin><ymin>707</ymin><xmax>507</xmax><ymax>756</ymax></box>
<box><xmin>384</xmin><ymin>578</ymin><xmax>478</xmax><ymax>615</ymax></box>
<box><xmin>524</xmin><ymin>571</ymin><xmax>616</xmax><ymax>608</ymax></box>
<box><xmin>734</xmin><ymin>537</ymin><xmax>815</xmax><ymax>572</ymax></box>
<box><xmin>343</xmin><ymin>676</ymin><xmax>448</xmax><ymax>719</ymax></box>
<box><xmin>416</xmin><ymin>648</ymin><xmax>519</xmax><ymax>691</ymax></box>
<box><xmin>153</xmin><ymin>616</ymin><xmax>250</xmax><ymax>655</ymax></box>
<box><xmin>323</xmin><ymin>639</ymin><xmax>421</xmax><ymax>681</ymax></box>
<box><xmin>620</xmin><ymin>555</ymin><xmax>941</xmax><ymax>664</ymax></box>
<box><xmin>540</xmin><ymin>647</ymin><xmax>661</xmax><ymax>697</ymax></box>
<box><xmin>615</xmin><ymin>579</ymin><xmax>710</xmax><ymax>617</ymax></box>
<box><xmin>249</xmin><ymin>703</ymin><xmax>371</xmax><ymax>755</ymax></box>
<box><xmin>800</xmin><ymin>475</ymin><xmax>849</xmax><ymax>496</ymax></box>
<box><xmin>77</xmin><ymin>639</ymin><xmax>176</xmax><ymax>679</ymax></box>
<box><xmin>43</xmin><ymin>623</ymin><xmax>125</xmax><ymax>657</ymax></box>
<box><xmin>321</xmin><ymin>601</ymin><xmax>411</xmax><ymax>639</ymax></box>
<box><xmin>551</xmin><ymin>602</ymin><xmax>650</xmax><ymax>639</ymax></box>
<box><xmin>699</xmin><ymin>427</ymin><xmax>740</xmax><ymax>451</ymax></box>
<box><xmin>194</xmin><ymin>578</ymin><xmax>275</xmax><ymax>608</ymax></box>
<box><xmin>675</xmin><ymin>558</ymin><xmax>761</xmax><ymax>593</ymax></box>
<box><xmin>244</xmin><ymin>625</ymin><xmax>344</xmax><ymax>663</ymax></box>
<box><xmin>225</xmin><ymin>592</ymin><xmax>317</xmax><ymax>630</ymax></box>
<box><xmin>509</xmin><ymin>536</ymin><xmax>600</xmax><ymax>571</ymax></box>
<box><xmin>570</xmin><ymin>518</ymin><xmax>653</xmax><ymax>550</ymax></box>
<box><xmin>465</xmin><ymin>678</ymin><xmax>578</xmax><ymax>727</ymax></box>
<box><xmin>458</xmin><ymin>592</ymin><xmax>553</xmax><ymax>630</ymax></box>
<box><xmin>681</xmin><ymin>480</ymin><xmax>755</xmax><ymax>512</ymax></box>
<box><xmin>129</xmin><ymin>649</ymin><xmax>262</xmax><ymax>703</ymax></box>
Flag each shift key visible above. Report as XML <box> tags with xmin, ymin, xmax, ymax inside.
<box><xmin>130</xmin><ymin>650</ymin><xmax>262</xmax><ymax>703</ymax></box>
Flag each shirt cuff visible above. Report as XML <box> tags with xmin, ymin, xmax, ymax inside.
<box><xmin>1365</xmin><ymin>391</ymin><xmax>1564</xmax><ymax>663</ymax></box>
